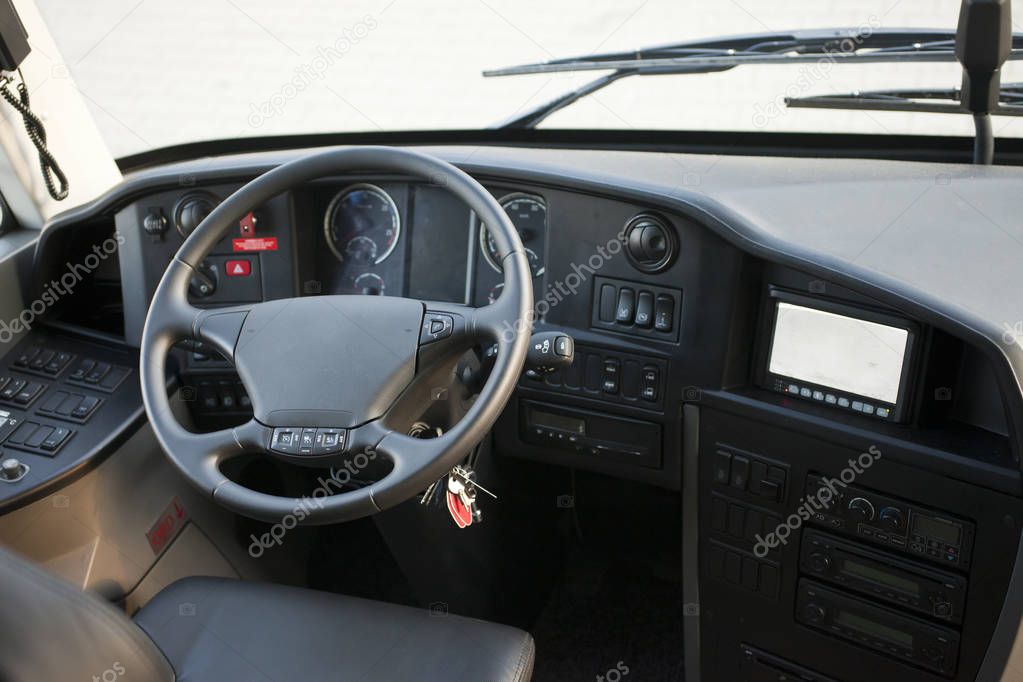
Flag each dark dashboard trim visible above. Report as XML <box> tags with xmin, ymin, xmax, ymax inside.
<box><xmin>113</xmin><ymin>129</ymin><xmax>1023</xmax><ymax>174</ymax></box>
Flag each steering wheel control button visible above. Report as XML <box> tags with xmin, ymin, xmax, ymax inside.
<box><xmin>0</xmin><ymin>458</ymin><xmax>27</xmax><ymax>483</ymax></box>
<box><xmin>420</xmin><ymin>313</ymin><xmax>454</xmax><ymax>344</ymax></box>
<box><xmin>271</xmin><ymin>428</ymin><xmax>299</xmax><ymax>455</ymax></box>
<box><xmin>299</xmin><ymin>428</ymin><xmax>317</xmax><ymax>454</ymax></box>
<box><xmin>314</xmin><ymin>428</ymin><xmax>346</xmax><ymax>455</ymax></box>
<box><xmin>272</xmin><ymin>427</ymin><xmax>348</xmax><ymax>456</ymax></box>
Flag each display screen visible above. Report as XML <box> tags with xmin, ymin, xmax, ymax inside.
<box><xmin>769</xmin><ymin>302</ymin><xmax>910</xmax><ymax>404</ymax></box>
<box><xmin>835</xmin><ymin>611</ymin><xmax>914</xmax><ymax>647</ymax></box>
<box><xmin>531</xmin><ymin>409</ymin><xmax>585</xmax><ymax>434</ymax></box>
<box><xmin>912</xmin><ymin>516</ymin><xmax>961</xmax><ymax>545</ymax></box>
<box><xmin>841</xmin><ymin>558</ymin><xmax>919</xmax><ymax>596</ymax></box>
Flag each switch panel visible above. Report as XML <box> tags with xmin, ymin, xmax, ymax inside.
<box><xmin>591</xmin><ymin>276</ymin><xmax>681</xmax><ymax>342</ymax></box>
<box><xmin>525</xmin><ymin>343</ymin><xmax>668</xmax><ymax>411</ymax></box>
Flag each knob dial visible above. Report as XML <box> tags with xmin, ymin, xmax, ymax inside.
<box><xmin>808</xmin><ymin>551</ymin><xmax>832</xmax><ymax>573</ymax></box>
<box><xmin>803</xmin><ymin>602</ymin><xmax>826</xmax><ymax>623</ymax></box>
<box><xmin>847</xmin><ymin>497</ymin><xmax>875</xmax><ymax>522</ymax></box>
<box><xmin>879</xmin><ymin>506</ymin><xmax>905</xmax><ymax>531</ymax></box>
<box><xmin>1</xmin><ymin>458</ymin><xmax>24</xmax><ymax>481</ymax></box>
<box><xmin>174</xmin><ymin>193</ymin><xmax>217</xmax><ymax>238</ymax></box>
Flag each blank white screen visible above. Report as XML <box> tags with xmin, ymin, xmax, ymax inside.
<box><xmin>769</xmin><ymin>302</ymin><xmax>909</xmax><ymax>404</ymax></box>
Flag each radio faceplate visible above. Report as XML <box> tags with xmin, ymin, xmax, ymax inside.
<box><xmin>797</xmin><ymin>579</ymin><xmax>959</xmax><ymax>677</ymax></box>
<box><xmin>805</xmin><ymin>474</ymin><xmax>975</xmax><ymax>570</ymax></box>
<box><xmin>801</xmin><ymin>529</ymin><xmax>968</xmax><ymax>624</ymax></box>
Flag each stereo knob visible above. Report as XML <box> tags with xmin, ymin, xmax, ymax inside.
<box><xmin>879</xmin><ymin>506</ymin><xmax>905</xmax><ymax>531</ymax></box>
<box><xmin>848</xmin><ymin>497</ymin><xmax>875</xmax><ymax>522</ymax></box>
<box><xmin>808</xmin><ymin>551</ymin><xmax>832</xmax><ymax>573</ymax></box>
<box><xmin>803</xmin><ymin>602</ymin><xmax>826</xmax><ymax>623</ymax></box>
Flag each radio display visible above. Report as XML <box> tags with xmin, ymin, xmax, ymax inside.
<box><xmin>841</xmin><ymin>558</ymin><xmax>919</xmax><ymax>596</ymax></box>
<box><xmin>912</xmin><ymin>515</ymin><xmax>961</xmax><ymax>545</ymax></box>
<box><xmin>835</xmin><ymin>610</ymin><xmax>914</xmax><ymax>647</ymax></box>
<box><xmin>769</xmin><ymin>302</ymin><xmax>910</xmax><ymax>405</ymax></box>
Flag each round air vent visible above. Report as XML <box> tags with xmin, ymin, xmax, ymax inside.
<box><xmin>173</xmin><ymin>192</ymin><xmax>218</xmax><ymax>238</ymax></box>
<box><xmin>623</xmin><ymin>213</ymin><xmax>677</xmax><ymax>273</ymax></box>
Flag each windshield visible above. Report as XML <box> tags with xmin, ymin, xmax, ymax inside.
<box><xmin>37</xmin><ymin>0</ymin><xmax>1023</xmax><ymax>157</ymax></box>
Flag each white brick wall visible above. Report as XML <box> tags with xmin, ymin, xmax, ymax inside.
<box><xmin>33</xmin><ymin>0</ymin><xmax>1023</xmax><ymax>157</ymax></box>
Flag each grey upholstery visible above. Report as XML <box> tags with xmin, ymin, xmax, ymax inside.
<box><xmin>0</xmin><ymin>547</ymin><xmax>535</xmax><ymax>682</ymax></box>
<box><xmin>0</xmin><ymin>547</ymin><xmax>175</xmax><ymax>682</ymax></box>
<box><xmin>135</xmin><ymin>576</ymin><xmax>535</xmax><ymax>682</ymax></box>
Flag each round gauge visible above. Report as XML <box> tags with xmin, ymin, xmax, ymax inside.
<box><xmin>324</xmin><ymin>183</ymin><xmax>400</xmax><ymax>264</ymax></box>
<box><xmin>353</xmin><ymin>272</ymin><xmax>386</xmax><ymax>295</ymax></box>
<box><xmin>480</xmin><ymin>193</ymin><xmax>546</xmax><ymax>277</ymax></box>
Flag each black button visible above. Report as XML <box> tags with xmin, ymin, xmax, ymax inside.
<box><xmin>25</xmin><ymin>426</ymin><xmax>53</xmax><ymax>449</ymax></box>
<box><xmin>14</xmin><ymin>346</ymin><xmax>40</xmax><ymax>367</ymax></box>
<box><xmin>85</xmin><ymin>363</ymin><xmax>111</xmax><ymax>384</ymax></box>
<box><xmin>0</xmin><ymin>379</ymin><xmax>26</xmax><ymax>401</ymax></box>
<box><xmin>730</xmin><ymin>455</ymin><xmax>750</xmax><ymax>490</ymax></box>
<box><xmin>44</xmin><ymin>352</ymin><xmax>73</xmax><ymax>375</ymax></box>
<box><xmin>615</xmin><ymin>288</ymin><xmax>635</xmax><ymax>324</ymax></box>
<box><xmin>713</xmin><ymin>451</ymin><xmax>731</xmax><ymax>484</ymax></box>
<box><xmin>420</xmin><ymin>313</ymin><xmax>454</xmax><ymax>344</ymax></box>
<box><xmin>554</xmin><ymin>336</ymin><xmax>573</xmax><ymax>357</ymax></box>
<box><xmin>41</xmin><ymin>427</ymin><xmax>71</xmax><ymax>451</ymax></box>
<box><xmin>69</xmin><ymin>359</ymin><xmax>95</xmax><ymax>382</ymax></box>
<box><xmin>598</xmin><ymin>284</ymin><xmax>616</xmax><ymax>322</ymax></box>
<box><xmin>29</xmin><ymin>350</ymin><xmax>54</xmax><ymax>371</ymax></box>
<box><xmin>271</xmin><ymin>428</ymin><xmax>298</xmax><ymax>454</ymax></box>
<box><xmin>14</xmin><ymin>382</ymin><xmax>43</xmax><ymax>405</ymax></box>
<box><xmin>71</xmin><ymin>395</ymin><xmax>100</xmax><ymax>419</ymax></box>
<box><xmin>299</xmin><ymin>428</ymin><xmax>317</xmax><ymax>454</ymax></box>
<box><xmin>724</xmin><ymin>552</ymin><xmax>742</xmax><ymax>584</ymax></box>
<box><xmin>641</xmin><ymin>385</ymin><xmax>657</xmax><ymax>401</ymax></box>
<box><xmin>635</xmin><ymin>291</ymin><xmax>654</xmax><ymax>328</ymax></box>
<box><xmin>742</xmin><ymin>557</ymin><xmax>759</xmax><ymax>591</ymax></box>
<box><xmin>6</xmin><ymin>421</ymin><xmax>38</xmax><ymax>445</ymax></box>
<box><xmin>199</xmin><ymin>382</ymin><xmax>218</xmax><ymax>410</ymax></box>
<box><xmin>654</xmin><ymin>294</ymin><xmax>674</xmax><ymax>332</ymax></box>
<box><xmin>40</xmin><ymin>391</ymin><xmax>69</xmax><ymax>413</ymax></box>
<box><xmin>314</xmin><ymin>428</ymin><xmax>345</xmax><ymax>455</ymax></box>
<box><xmin>57</xmin><ymin>394</ymin><xmax>84</xmax><ymax>416</ymax></box>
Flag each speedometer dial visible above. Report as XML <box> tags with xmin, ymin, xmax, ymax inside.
<box><xmin>324</xmin><ymin>183</ymin><xmax>400</xmax><ymax>264</ymax></box>
<box><xmin>480</xmin><ymin>193</ymin><xmax>546</xmax><ymax>277</ymax></box>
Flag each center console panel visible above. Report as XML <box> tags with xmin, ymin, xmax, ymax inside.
<box><xmin>696</xmin><ymin>404</ymin><xmax>1023</xmax><ymax>682</ymax></box>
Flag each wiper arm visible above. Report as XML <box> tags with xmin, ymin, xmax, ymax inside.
<box><xmin>786</xmin><ymin>84</ymin><xmax>1023</xmax><ymax>116</ymax></box>
<box><xmin>487</xmin><ymin>28</ymin><xmax>1023</xmax><ymax>129</ymax></box>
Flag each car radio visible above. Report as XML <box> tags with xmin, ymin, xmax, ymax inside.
<box><xmin>800</xmin><ymin>530</ymin><xmax>967</xmax><ymax>623</ymax></box>
<box><xmin>797</xmin><ymin>579</ymin><xmax>959</xmax><ymax>677</ymax></box>
<box><xmin>805</xmin><ymin>474</ymin><xmax>975</xmax><ymax>569</ymax></box>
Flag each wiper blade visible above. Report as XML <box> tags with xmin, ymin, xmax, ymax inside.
<box><xmin>487</xmin><ymin>28</ymin><xmax>1023</xmax><ymax>129</ymax></box>
<box><xmin>786</xmin><ymin>83</ymin><xmax>1023</xmax><ymax>116</ymax></box>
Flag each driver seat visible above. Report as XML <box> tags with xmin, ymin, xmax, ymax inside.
<box><xmin>0</xmin><ymin>547</ymin><xmax>535</xmax><ymax>682</ymax></box>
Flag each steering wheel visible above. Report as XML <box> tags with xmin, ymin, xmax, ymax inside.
<box><xmin>140</xmin><ymin>147</ymin><xmax>533</xmax><ymax>524</ymax></box>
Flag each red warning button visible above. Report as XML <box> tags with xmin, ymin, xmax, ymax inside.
<box><xmin>225</xmin><ymin>259</ymin><xmax>252</xmax><ymax>277</ymax></box>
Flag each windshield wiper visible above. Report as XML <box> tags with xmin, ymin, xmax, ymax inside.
<box><xmin>786</xmin><ymin>83</ymin><xmax>1023</xmax><ymax>116</ymax></box>
<box><xmin>486</xmin><ymin>28</ymin><xmax>1023</xmax><ymax>129</ymax></box>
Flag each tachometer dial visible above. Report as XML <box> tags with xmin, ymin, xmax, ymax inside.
<box><xmin>353</xmin><ymin>272</ymin><xmax>386</xmax><ymax>295</ymax></box>
<box><xmin>480</xmin><ymin>193</ymin><xmax>546</xmax><ymax>277</ymax></box>
<box><xmin>324</xmin><ymin>184</ymin><xmax>400</xmax><ymax>264</ymax></box>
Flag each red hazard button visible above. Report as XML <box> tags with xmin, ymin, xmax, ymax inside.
<box><xmin>225</xmin><ymin>259</ymin><xmax>251</xmax><ymax>277</ymax></box>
